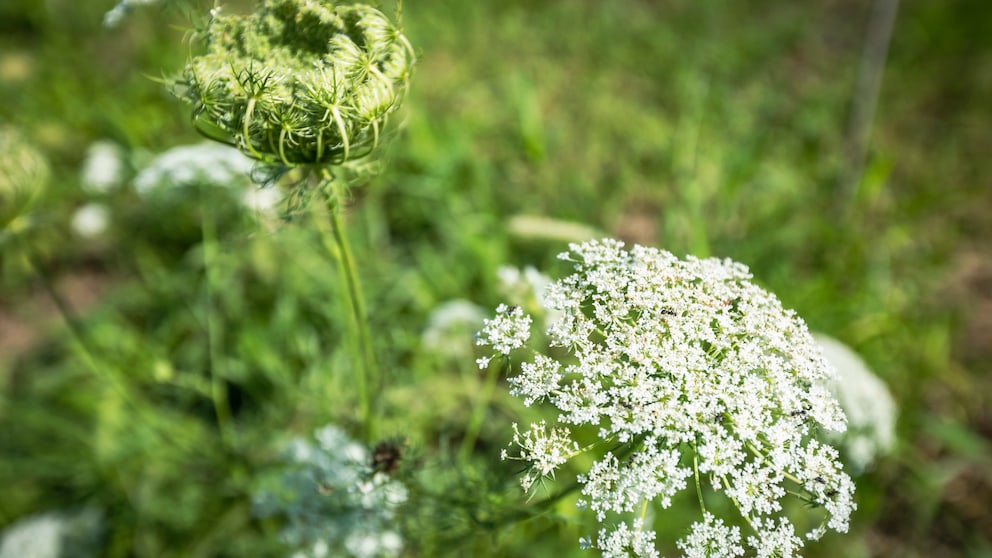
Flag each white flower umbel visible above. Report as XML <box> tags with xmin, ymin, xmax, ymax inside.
<box><xmin>479</xmin><ymin>239</ymin><xmax>856</xmax><ymax>557</ymax></box>
<box><xmin>254</xmin><ymin>425</ymin><xmax>407</xmax><ymax>558</ymax></box>
<box><xmin>813</xmin><ymin>333</ymin><xmax>897</xmax><ymax>472</ymax></box>
<box><xmin>676</xmin><ymin>512</ymin><xmax>744</xmax><ymax>558</ymax></box>
<box><xmin>596</xmin><ymin>518</ymin><xmax>659</xmax><ymax>558</ymax></box>
<box><xmin>475</xmin><ymin>303</ymin><xmax>532</xmax><ymax>358</ymax></box>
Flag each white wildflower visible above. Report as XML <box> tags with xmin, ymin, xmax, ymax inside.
<box><xmin>677</xmin><ymin>512</ymin><xmax>745</xmax><ymax>558</ymax></box>
<box><xmin>748</xmin><ymin>517</ymin><xmax>803</xmax><ymax>558</ymax></box>
<box><xmin>492</xmin><ymin>239</ymin><xmax>856</xmax><ymax>556</ymax></box>
<box><xmin>579</xmin><ymin>442</ymin><xmax>689</xmax><ymax>521</ymax></box>
<box><xmin>70</xmin><ymin>203</ymin><xmax>110</xmax><ymax>238</ymax></box>
<box><xmin>503</xmin><ymin>421</ymin><xmax>579</xmax><ymax>491</ymax></box>
<box><xmin>725</xmin><ymin>461</ymin><xmax>785</xmax><ymax>517</ymax></box>
<box><xmin>507</xmin><ymin>353</ymin><xmax>562</xmax><ymax>406</ymax></box>
<box><xmin>475</xmin><ymin>303</ymin><xmax>532</xmax><ymax>357</ymax></box>
<box><xmin>595</xmin><ymin>519</ymin><xmax>659</xmax><ymax>558</ymax></box>
<box><xmin>80</xmin><ymin>141</ymin><xmax>123</xmax><ymax>194</ymax></box>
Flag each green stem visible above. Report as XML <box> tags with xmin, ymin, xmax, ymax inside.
<box><xmin>460</xmin><ymin>359</ymin><xmax>502</xmax><ymax>460</ymax></box>
<box><xmin>319</xmin><ymin>171</ymin><xmax>378</xmax><ymax>441</ymax></box>
<box><xmin>693</xmin><ymin>444</ymin><xmax>707</xmax><ymax>514</ymax></box>
<box><xmin>200</xmin><ymin>191</ymin><xmax>234</xmax><ymax>448</ymax></box>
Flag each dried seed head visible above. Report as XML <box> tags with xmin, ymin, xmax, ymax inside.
<box><xmin>170</xmin><ymin>0</ymin><xmax>415</xmax><ymax>167</ymax></box>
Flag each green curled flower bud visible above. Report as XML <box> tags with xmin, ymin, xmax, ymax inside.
<box><xmin>0</xmin><ymin>125</ymin><xmax>50</xmax><ymax>233</ymax></box>
<box><xmin>170</xmin><ymin>0</ymin><xmax>415</xmax><ymax>167</ymax></box>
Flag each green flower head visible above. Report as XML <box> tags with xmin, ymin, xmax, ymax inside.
<box><xmin>0</xmin><ymin>125</ymin><xmax>49</xmax><ymax>232</ymax></box>
<box><xmin>171</xmin><ymin>0</ymin><xmax>415</xmax><ymax>167</ymax></box>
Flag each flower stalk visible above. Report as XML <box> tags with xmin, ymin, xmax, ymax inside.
<box><xmin>167</xmin><ymin>0</ymin><xmax>415</xmax><ymax>441</ymax></box>
<box><xmin>320</xmin><ymin>171</ymin><xmax>378</xmax><ymax>440</ymax></box>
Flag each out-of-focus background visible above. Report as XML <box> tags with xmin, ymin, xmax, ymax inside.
<box><xmin>1</xmin><ymin>0</ymin><xmax>989</xmax><ymax>556</ymax></box>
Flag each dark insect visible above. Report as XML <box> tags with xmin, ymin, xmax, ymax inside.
<box><xmin>505</xmin><ymin>305</ymin><xmax>520</xmax><ymax>314</ymax></box>
<box><xmin>371</xmin><ymin>439</ymin><xmax>406</xmax><ymax>474</ymax></box>
<box><xmin>789</xmin><ymin>404</ymin><xmax>812</xmax><ymax>419</ymax></box>
<box><xmin>660</xmin><ymin>307</ymin><xmax>676</xmax><ymax>316</ymax></box>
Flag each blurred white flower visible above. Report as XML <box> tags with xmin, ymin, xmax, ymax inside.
<box><xmin>80</xmin><ymin>141</ymin><xmax>123</xmax><ymax>194</ymax></box>
<box><xmin>421</xmin><ymin>299</ymin><xmax>486</xmax><ymax>358</ymax></box>
<box><xmin>254</xmin><ymin>425</ymin><xmax>407</xmax><ymax>558</ymax></box>
<box><xmin>0</xmin><ymin>513</ymin><xmax>64</xmax><ymax>558</ymax></box>
<box><xmin>814</xmin><ymin>333</ymin><xmax>897</xmax><ymax>472</ymax></box>
<box><xmin>241</xmin><ymin>186</ymin><xmax>281</xmax><ymax>216</ymax></box>
<box><xmin>103</xmin><ymin>0</ymin><xmax>159</xmax><ymax>28</ymax></box>
<box><xmin>133</xmin><ymin>142</ymin><xmax>281</xmax><ymax>216</ymax></box>
<box><xmin>498</xmin><ymin>265</ymin><xmax>551</xmax><ymax>304</ymax></box>
<box><xmin>133</xmin><ymin>143</ymin><xmax>254</xmax><ymax>196</ymax></box>
<box><xmin>497</xmin><ymin>265</ymin><xmax>561</xmax><ymax>324</ymax></box>
<box><xmin>70</xmin><ymin>203</ymin><xmax>110</xmax><ymax>238</ymax></box>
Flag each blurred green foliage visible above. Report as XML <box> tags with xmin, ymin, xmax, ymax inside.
<box><xmin>1</xmin><ymin>0</ymin><xmax>990</xmax><ymax>557</ymax></box>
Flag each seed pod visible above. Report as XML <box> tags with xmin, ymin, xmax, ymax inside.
<box><xmin>170</xmin><ymin>0</ymin><xmax>415</xmax><ymax>167</ymax></box>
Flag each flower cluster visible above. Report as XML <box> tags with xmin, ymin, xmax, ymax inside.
<box><xmin>170</xmin><ymin>0</ymin><xmax>415</xmax><ymax>166</ymax></box>
<box><xmin>253</xmin><ymin>425</ymin><xmax>408</xmax><ymax>558</ymax></box>
<box><xmin>474</xmin><ymin>303</ymin><xmax>532</xmax><ymax>369</ymax></box>
<box><xmin>476</xmin><ymin>239</ymin><xmax>856</xmax><ymax>557</ymax></box>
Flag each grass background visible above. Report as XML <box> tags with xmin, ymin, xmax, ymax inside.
<box><xmin>1</xmin><ymin>0</ymin><xmax>990</xmax><ymax>556</ymax></box>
